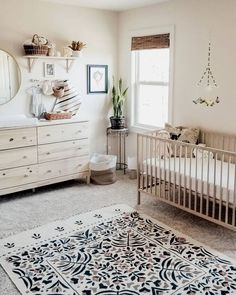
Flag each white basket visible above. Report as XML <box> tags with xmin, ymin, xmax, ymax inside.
<box><xmin>89</xmin><ymin>154</ymin><xmax>117</xmax><ymax>171</ymax></box>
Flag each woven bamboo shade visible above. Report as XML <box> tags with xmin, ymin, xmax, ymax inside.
<box><xmin>131</xmin><ymin>34</ymin><xmax>170</xmax><ymax>51</ymax></box>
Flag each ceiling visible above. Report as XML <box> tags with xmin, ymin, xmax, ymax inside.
<box><xmin>39</xmin><ymin>0</ymin><xmax>169</xmax><ymax>11</ymax></box>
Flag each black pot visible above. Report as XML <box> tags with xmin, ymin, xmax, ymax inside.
<box><xmin>110</xmin><ymin>116</ymin><xmax>126</xmax><ymax>129</ymax></box>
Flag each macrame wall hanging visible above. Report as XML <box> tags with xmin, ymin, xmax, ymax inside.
<box><xmin>193</xmin><ymin>41</ymin><xmax>220</xmax><ymax>107</ymax></box>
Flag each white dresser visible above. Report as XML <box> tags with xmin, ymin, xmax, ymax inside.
<box><xmin>0</xmin><ymin>119</ymin><xmax>90</xmax><ymax>196</ymax></box>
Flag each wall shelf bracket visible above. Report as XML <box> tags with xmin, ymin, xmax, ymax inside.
<box><xmin>24</xmin><ymin>56</ymin><xmax>79</xmax><ymax>73</ymax></box>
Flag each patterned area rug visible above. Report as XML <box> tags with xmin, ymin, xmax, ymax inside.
<box><xmin>0</xmin><ymin>204</ymin><xmax>236</xmax><ymax>295</ymax></box>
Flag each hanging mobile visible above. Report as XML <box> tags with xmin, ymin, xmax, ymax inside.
<box><xmin>193</xmin><ymin>41</ymin><xmax>220</xmax><ymax>107</ymax></box>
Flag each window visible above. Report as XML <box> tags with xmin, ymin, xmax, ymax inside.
<box><xmin>131</xmin><ymin>32</ymin><xmax>172</xmax><ymax>129</ymax></box>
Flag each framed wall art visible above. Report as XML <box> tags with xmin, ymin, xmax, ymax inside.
<box><xmin>44</xmin><ymin>62</ymin><xmax>55</xmax><ymax>78</ymax></box>
<box><xmin>87</xmin><ymin>64</ymin><xmax>108</xmax><ymax>94</ymax></box>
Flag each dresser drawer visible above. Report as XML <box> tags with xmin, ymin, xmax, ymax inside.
<box><xmin>38</xmin><ymin>156</ymin><xmax>89</xmax><ymax>181</ymax></box>
<box><xmin>0</xmin><ymin>128</ymin><xmax>36</xmax><ymax>150</ymax></box>
<box><xmin>0</xmin><ymin>165</ymin><xmax>38</xmax><ymax>190</ymax></box>
<box><xmin>0</xmin><ymin>146</ymin><xmax>37</xmax><ymax>170</ymax></box>
<box><xmin>38</xmin><ymin>122</ymin><xmax>88</xmax><ymax>144</ymax></box>
<box><xmin>38</xmin><ymin>139</ymin><xmax>89</xmax><ymax>163</ymax></box>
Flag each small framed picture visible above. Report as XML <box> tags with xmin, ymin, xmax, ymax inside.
<box><xmin>87</xmin><ymin>65</ymin><xmax>108</xmax><ymax>94</ymax></box>
<box><xmin>44</xmin><ymin>62</ymin><xmax>55</xmax><ymax>78</ymax></box>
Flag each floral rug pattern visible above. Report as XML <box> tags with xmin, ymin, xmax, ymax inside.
<box><xmin>0</xmin><ymin>205</ymin><xmax>236</xmax><ymax>295</ymax></box>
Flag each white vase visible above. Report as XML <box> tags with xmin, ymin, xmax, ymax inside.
<box><xmin>72</xmin><ymin>51</ymin><xmax>82</xmax><ymax>57</ymax></box>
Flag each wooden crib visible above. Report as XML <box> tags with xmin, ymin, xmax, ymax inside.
<box><xmin>137</xmin><ymin>129</ymin><xmax>236</xmax><ymax>231</ymax></box>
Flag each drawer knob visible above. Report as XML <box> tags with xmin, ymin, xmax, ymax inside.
<box><xmin>9</xmin><ymin>138</ymin><xmax>14</xmax><ymax>142</ymax></box>
<box><xmin>24</xmin><ymin>174</ymin><xmax>29</xmax><ymax>178</ymax></box>
<box><xmin>23</xmin><ymin>155</ymin><xmax>27</xmax><ymax>159</ymax></box>
<box><xmin>2</xmin><ymin>173</ymin><xmax>6</xmax><ymax>176</ymax></box>
<box><xmin>22</xmin><ymin>136</ymin><xmax>27</xmax><ymax>140</ymax></box>
<box><xmin>46</xmin><ymin>134</ymin><xmax>51</xmax><ymax>137</ymax></box>
<box><xmin>47</xmin><ymin>170</ymin><xmax>52</xmax><ymax>173</ymax></box>
<box><xmin>78</xmin><ymin>147</ymin><xmax>82</xmax><ymax>150</ymax></box>
<box><xmin>78</xmin><ymin>164</ymin><xmax>82</xmax><ymax>167</ymax></box>
<box><xmin>46</xmin><ymin>152</ymin><xmax>51</xmax><ymax>155</ymax></box>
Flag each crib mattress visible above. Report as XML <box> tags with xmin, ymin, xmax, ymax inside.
<box><xmin>143</xmin><ymin>157</ymin><xmax>236</xmax><ymax>204</ymax></box>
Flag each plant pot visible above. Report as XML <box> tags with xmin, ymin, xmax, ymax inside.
<box><xmin>110</xmin><ymin>116</ymin><xmax>126</xmax><ymax>129</ymax></box>
<box><xmin>72</xmin><ymin>50</ymin><xmax>82</xmax><ymax>57</ymax></box>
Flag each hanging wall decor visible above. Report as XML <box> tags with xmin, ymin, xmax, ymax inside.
<box><xmin>87</xmin><ymin>65</ymin><xmax>108</xmax><ymax>94</ymax></box>
<box><xmin>193</xmin><ymin>41</ymin><xmax>220</xmax><ymax>107</ymax></box>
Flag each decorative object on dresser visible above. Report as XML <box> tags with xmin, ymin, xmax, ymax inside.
<box><xmin>87</xmin><ymin>64</ymin><xmax>108</xmax><ymax>94</ymax></box>
<box><xmin>110</xmin><ymin>77</ymin><xmax>128</xmax><ymax>129</ymax></box>
<box><xmin>43</xmin><ymin>112</ymin><xmax>72</xmax><ymax>120</ymax></box>
<box><xmin>1</xmin><ymin>204</ymin><xmax>236</xmax><ymax>295</ymax></box>
<box><xmin>0</xmin><ymin>119</ymin><xmax>90</xmax><ymax>196</ymax></box>
<box><xmin>0</xmin><ymin>49</ymin><xmax>21</xmax><ymax>105</ymax></box>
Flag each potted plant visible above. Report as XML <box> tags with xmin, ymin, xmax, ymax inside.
<box><xmin>69</xmin><ymin>41</ymin><xmax>86</xmax><ymax>57</ymax></box>
<box><xmin>110</xmin><ymin>78</ymin><xmax>128</xmax><ymax>129</ymax></box>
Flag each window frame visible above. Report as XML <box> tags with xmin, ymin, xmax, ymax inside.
<box><xmin>130</xmin><ymin>26</ymin><xmax>175</xmax><ymax>131</ymax></box>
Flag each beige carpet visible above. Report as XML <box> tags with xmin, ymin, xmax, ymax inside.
<box><xmin>0</xmin><ymin>172</ymin><xmax>236</xmax><ymax>294</ymax></box>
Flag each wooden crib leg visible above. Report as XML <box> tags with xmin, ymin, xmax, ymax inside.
<box><xmin>137</xmin><ymin>191</ymin><xmax>141</xmax><ymax>205</ymax></box>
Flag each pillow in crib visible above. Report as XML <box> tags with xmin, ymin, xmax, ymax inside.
<box><xmin>178</xmin><ymin>127</ymin><xmax>199</xmax><ymax>144</ymax></box>
<box><xmin>164</xmin><ymin>123</ymin><xmax>182</xmax><ymax>140</ymax></box>
<box><xmin>174</xmin><ymin>128</ymin><xmax>199</xmax><ymax>157</ymax></box>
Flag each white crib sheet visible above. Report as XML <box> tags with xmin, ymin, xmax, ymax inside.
<box><xmin>143</xmin><ymin>157</ymin><xmax>236</xmax><ymax>204</ymax></box>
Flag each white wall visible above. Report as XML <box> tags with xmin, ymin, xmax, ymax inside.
<box><xmin>0</xmin><ymin>0</ymin><xmax>118</xmax><ymax>153</ymax></box>
<box><xmin>119</xmin><ymin>0</ymin><xmax>236</xmax><ymax>157</ymax></box>
<box><xmin>1</xmin><ymin>0</ymin><xmax>236</xmax><ymax>159</ymax></box>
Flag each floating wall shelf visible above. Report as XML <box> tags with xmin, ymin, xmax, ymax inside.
<box><xmin>24</xmin><ymin>55</ymin><xmax>79</xmax><ymax>73</ymax></box>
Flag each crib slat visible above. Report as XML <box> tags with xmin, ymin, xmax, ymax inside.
<box><xmin>178</xmin><ymin>145</ymin><xmax>181</xmax><ymax>206</ymax></box>
<box><xmin>145</xmin><ymin>137</ymin><xmax>148</xmax><ymax>193</ymax></box>
<box><xmin>219</xmin><ymin>154</ymin><xmax>224</xmax><ymax>222</ymax></box>
<box><xmin>137</xmin><ymin>134</ymin><xmax>140</xmax><ymax>204</ymax></box>
<box><xmin>206</xmin><ymin>150</ymin><xmax>210</xmax><ymax>217</ymax></box>
<box><xmin>233</xmin><ymin>160</ymin><xmax>236</xmax><ymax>226</ymax></box>
<box><xmin>213</xmin><ymin>153</ymin><xmax>217</xmax><ymax>219</ymax></box>
<box><xmin>150</xmin><ymin>137</ymin><xmax>153</xmax><ymax>194</ymax></box>
<box><xmin>154</xmin><ymin>137</ymin><xmax>157</xmax><ymax>195</ymax></box>
<box><xmin>194</xmin><ymin>148</ymin><xmax>198</xmax><ymax>212</ymax></box>
<box><xmin>225</xmin><ymin>156</ymin><xmax>230</xmax><ymax>224</ymax></box>
<box><xmin>164</xmin><ymin>141</ymin><xmax>166</xmax><ymax>199</ymax></box>
<box><xmin>200</xmin><ymin>149</ymin><xmax>204</xmax><ymax>214</ymax></box>
<box><xmin>168</xmin><ymin>143</ymin><xmax>171</xmax><ymax>201</ymax></box>
<box><xmin>158</xmin><ymin>137</ymin><xmax>162</xmax><ymax>198</ymax></box>
<box><xmin>189</xmin><ymin>147</ymin><xmax>192</xmax><ymax>210</ymax></box>
<box><xmin>174</xmin><ymin>143</ymin><xmax>176</xmax><ymax>203</ymax></box>
<box><xmin>141</xmin><ymin>135</ymin><xmax>144</xmax><ymax>191</ymax></box>
<box><xmin>183</xmin><ymin>146</ymin><xmax>187</xmax><ymax>208</ymax></box>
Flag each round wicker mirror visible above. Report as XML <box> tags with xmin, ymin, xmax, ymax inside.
<box><xmin>0</xmin><ymin>49</ymin><xmax>21</xmax><ymax>105</ymax></box>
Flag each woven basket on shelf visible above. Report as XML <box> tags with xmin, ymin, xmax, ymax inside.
<box><xmin>43</xmin><ymin>112</ymin><xmax>72</xmax><ymax>120</ymax></box>
<box><xmin>23</xmin><ymin>34</ymin><xmax>49</xmax><ymax>56</ymax></box>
